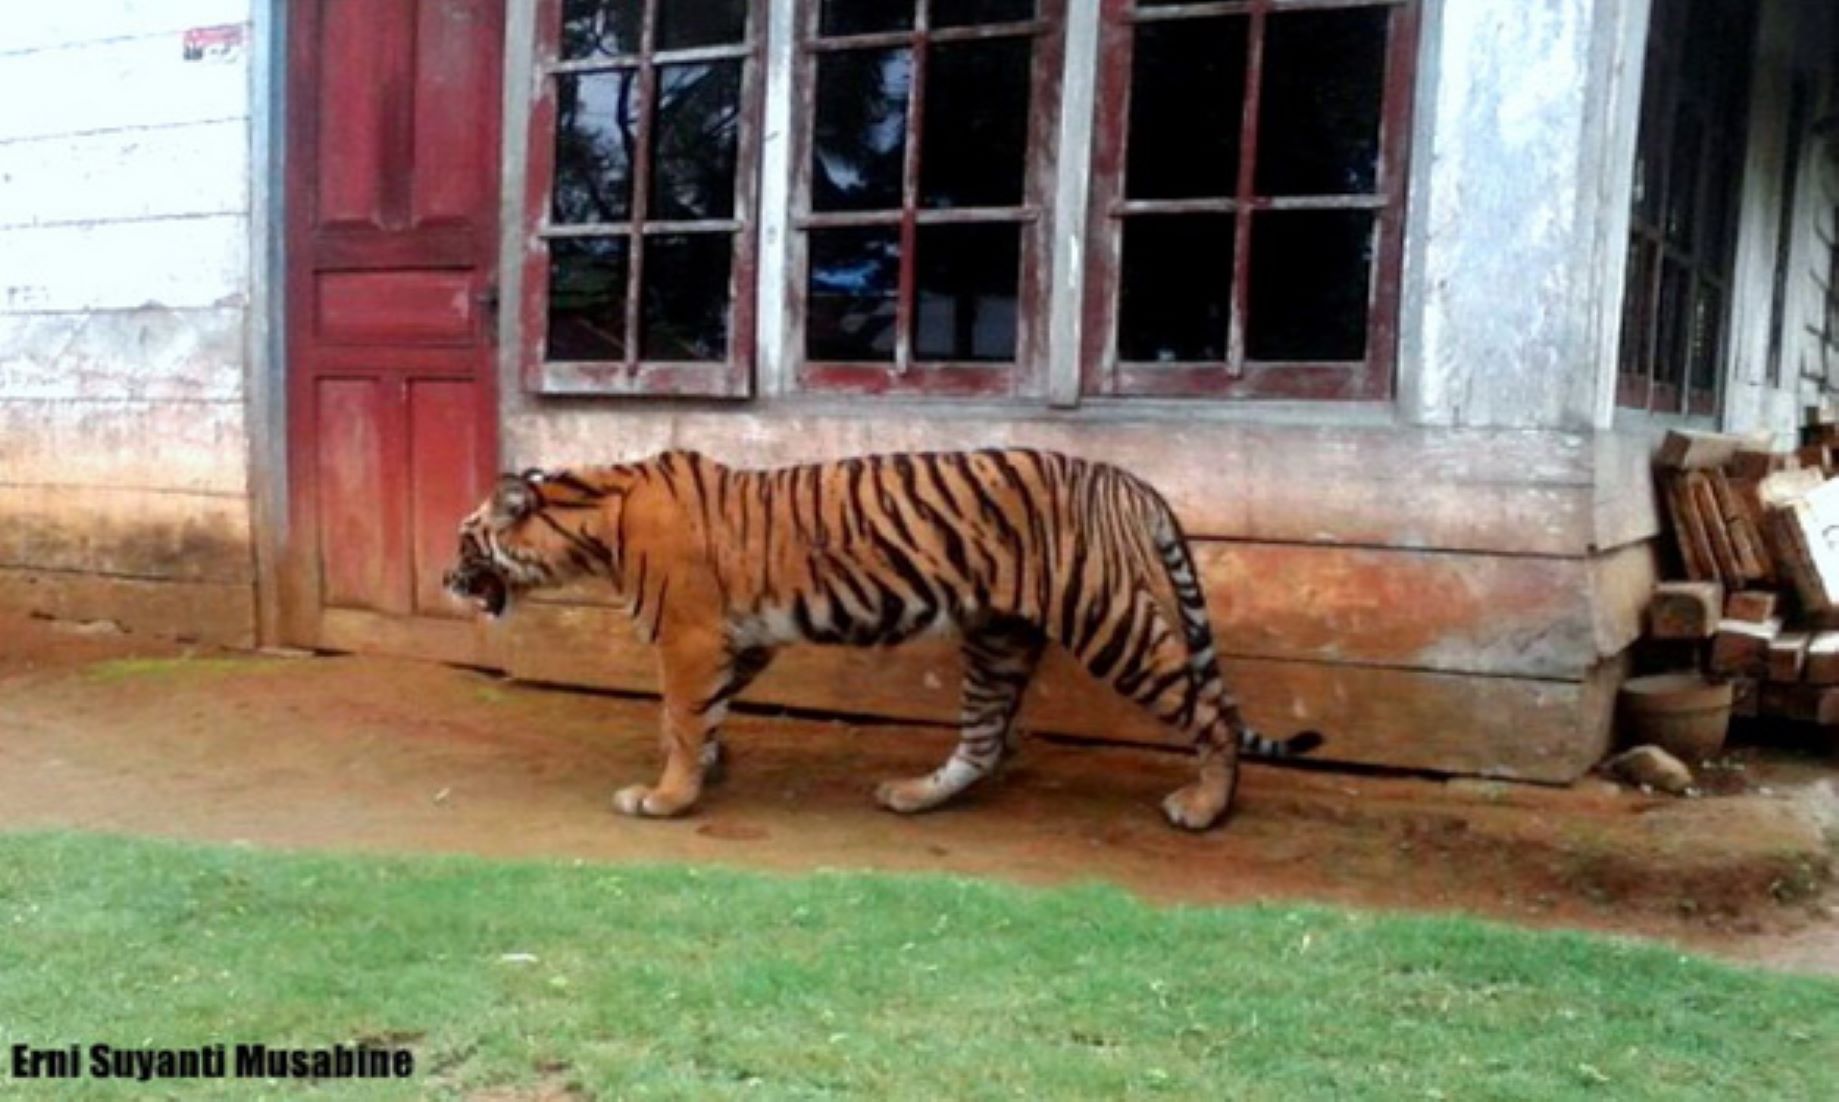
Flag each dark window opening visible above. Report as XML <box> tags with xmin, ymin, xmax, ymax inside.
<box><xmin>528</xmin><ymin>0</ymin><xmax>761</xmax><ymax>396</ymax></box>
<box><xmin>1617</xmin><ymin>0</ymin><xmax>1756</xmax><ymax>415</ymax></box>
<box><xmin>1084</xmin><ymin>0</ymin><xmax>1419</xmax><ymax>401</ymax></box>
<box><xmin>794</xmin><ymin>0</ymin><xmax>1062</xmax><ymax>397</ymax></box>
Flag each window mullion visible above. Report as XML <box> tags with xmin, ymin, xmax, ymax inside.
<box><xmin>621</xmin><ymin>0</ymin><xmax>661</xmax><ymax>373</ymax></box>
<box><xmin>895</xmin><ymin>5</ymin><xmax>933</xmax><ymax>378</ymax></box>
<box><xmin>1046</xmin><ymin>0</ymin><xmax>1103</xmax><ymax>408</ymax></box>
<box><xmin>1226</xmin><ymin>1</ymin><xmax>1266</xmax><ymax>378</ymax></box>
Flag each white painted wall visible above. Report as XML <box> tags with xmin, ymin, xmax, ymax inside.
<box><xmin>1399</xmin><ymin>0</ymin><xmax>1649</xmax><ymax>432</ymax></box>
<box><xmin>0</xmin><ymin>0</ymin><xmax>257</xmax><ymax>640</ymax></box>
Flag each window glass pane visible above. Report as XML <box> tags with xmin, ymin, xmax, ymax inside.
<box><xmin>920</xmin><ymin>39</ymin><xmax>1031</xmax><ymax>209</ymax></box>
<box><xmin>813</xmin><ymin>49</ymin><xmax>913</xmax><ymax>212</ymax></box>
<box><xmin>808</xmin><ymin>227</ymin><xmax>900</xmax><ymax>361</ymax></box>
<box><xmin>1687</xmin><ymin>281</ymin><xmax>1721</xmax><ymax>394</ymax></box>
<box><xmin>561</xmin><ymin>0</ymin><xmax>641</xmax><ymax>61</ymax></box>
<box><xmin>820</xmin><ymin>0</ymin><xmax>913</xmax><ymax>37</ymax></box>
<box><xmin>1118</xmin><ymin>215</ymin><xmax>1233</xmax><ymax>362</ymax></box>
<box><xmin>547</xmin><ymin>237</ymin><xmax>630</xmax><ymax>360</ymax></box>
<box><xmin>1665</xmin><ymin>110</ymin><xmax>1703</xmax><ymax>250</ymax></box>
<box><xmin>1654</xmin><ymin>260</ymin><xmax>1690</xmax><ymax>388</ymax></box>
<box><xmin>1246</xmin><ymin>211</ymin><xmax>1373</xmax><ymax>362</ymax></box>
<box><xmin>1619</xmin><ymin>238</ymin><xmax>1657</xmax><ymax>381</ymax></box>
<box><xmin>933</xmin><ymin>0</ymin><xmax>1035</xmax><ymax>27</ymax></box>
<box><xmin>650</xmin><ymin>60</ymin><xmax>742</xmax><ymax>221</ymax></box>
<box><xmin>553</xmin><ymin>72</ymin><xmax>639</xmax><ymax>224</ymax></box>
<box><xmin>1126</xmin><ymin>18</ymin><xmax>1247</xmax><ymax>200</ymax></box>
<box><xmin>915</xmin><ymin>223</ymin><xmax>1021</xmax><ymax>361</ymax></box>
<box><xmin>642</xmin><ymin>234</ymin><xmax>732</xmax><ymax>361</ymax></box>
<box><xmin>1255</xmin><ymin>8</ymin><xmax>1388</xmax><ymax>196</ymax></box>
<box><xmin>657</xmin><ymin>0</ymin><xmax>748</xmax><ymax>51</ymax></box>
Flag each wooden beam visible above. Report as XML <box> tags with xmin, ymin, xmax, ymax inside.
<box><xmin>503</xmin><ymin>601</ymin><xmax>1619</xmax><ymax>783</ymax></box>
<box><xmin>1647</xmin><ymin>581</ymin><xmax>1722</xmax><ymax>640</ymax></box>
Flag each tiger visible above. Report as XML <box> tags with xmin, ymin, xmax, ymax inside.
<box><xmin>444</xmin><ymin>448</ymin><xmax>1322</xmax><ymax>830</ymax></box>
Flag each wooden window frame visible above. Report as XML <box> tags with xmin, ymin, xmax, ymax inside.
<box><xmin>518</xmin><ymin>0</ymin><xmax>766</xmax><ymax>397</ymax></box>
<box><xmin>1616</xmin><ymin>0</ymin><xmax>1755</xmax><ymax>416</ymax></box>
<box><xmin>1079</xmin><ymin>0</ymin><xmax>1421</xmax><ymax>402</ymax></box>
<box><xmin>781</xmin><ymin>0</ymin><xmax>1068</xmax><ymax>399</ymax></box>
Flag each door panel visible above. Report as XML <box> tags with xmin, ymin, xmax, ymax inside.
<box><xmin>408</xmin><ymin>380</ymin><xmax>485</xmax><ymax>617</ymax></box>
<box><xmin>285</xmin><ymin>0</ymin><xmax>503</xmax><ymax>663</ymax></box>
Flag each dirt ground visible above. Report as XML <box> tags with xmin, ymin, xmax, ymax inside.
<box><xmin>3</xmin><ymin>613</ymin><xmax>1837</xmax><ymax>976</ymax></box>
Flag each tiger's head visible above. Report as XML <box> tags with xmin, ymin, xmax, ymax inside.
<box><xmin>443</xmin><ymin>470</ymin><xmax>610</xmax><ymax>618</ymax></box>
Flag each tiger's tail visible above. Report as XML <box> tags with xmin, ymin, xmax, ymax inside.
<box><xmin>1143</xmin><ymin>489</ymin><xmax>1325</xmax><ymax>761</ymax></box>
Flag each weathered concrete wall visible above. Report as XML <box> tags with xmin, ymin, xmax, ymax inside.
<box><xmin>1400</xmin><ymin>0</ymin><xmax>1649</xmax><ymax>432</ymax></box>
<box><xmin>0</xmin><ymin>1</ymin><xmax>256</xmax><ymax>643</ymax></box>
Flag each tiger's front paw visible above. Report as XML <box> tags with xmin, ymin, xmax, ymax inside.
<box><xmin>875</xmin><ymin>776</ymin><xmax>945</xmax><ymax>815</ymax></box>
<box><xmin>612</xmin><ymin>784</ymin><xmax>697</xmax><ymax>818</ymax></box>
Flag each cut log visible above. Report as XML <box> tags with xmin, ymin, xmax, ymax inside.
<box><xmin>1708</xmin><ymin>617</ymin><xmax>1782</xmax><ymax>677</ymax></box>
<box><xmin>1728</xmin><ymin>448</ymin><xmax>1782</xmax><ymax>480</ymax></box>
<box><xmin>1723</xmin><ymin>589</ymin><xmax>1779</xmax><ymax>623</ymax></box>
<box><xmin>1763</xmin><ymin>477</ymin><xmax>1839</xmax><ymax>615</ymax></box>
<box><xmin>1806</xmin><ymin>633</ymin><xmax>1839</xmax><ymax>686</ymax></box>
<box><xmin>1768</xmin><ymin>632</ymin><xmax>1811</xmax><ymax>682</ymax></box>
<box><xmin>1648</xmin><ymin>581</ymin><xmax>1723</xmax><ymax>640</ymax></box>
<box><xmin>1759</xmin><ymin>683</ymin><xmax>1839</xmax><ymax>726</ymax></box>
<box><xmin>1655</xmin><ymin>429</ymin><xmax>1762</xmax><ymax>470</ymax></box>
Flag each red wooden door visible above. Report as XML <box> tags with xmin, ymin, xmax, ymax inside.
<box><xmin>283</xmin><ymin>0</ymin><xmax>504</xmax><ymax>663</ymax></box>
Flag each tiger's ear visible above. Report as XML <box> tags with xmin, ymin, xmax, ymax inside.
<box><xmin>490</xmin><ymin>474</ymin><xmax>540</xmax><ymax>524</ymax></box>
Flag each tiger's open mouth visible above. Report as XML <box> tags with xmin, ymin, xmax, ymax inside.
<box><xmin>444</xmin><ymin>565</ymin><xmax>510</xmax><ymax>618</ymax></box>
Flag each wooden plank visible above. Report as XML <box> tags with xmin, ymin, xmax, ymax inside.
<box><xmin>1727</xmin><ymin>448</ymin><xmax>1780</xmax><ymax>480</ymax></box>
<box><xmin>1724</xmin><ymin>590</ymin><xmax>1780</xmax><ymax>623</ymax></box>
<box><xmin>1765</xmin><ymin>477</ymin><xmax>1839</xmax><ymax>614</ymax></box>
<box><xmin>0</xmin><ymin>567</ymin><xmax>253</xmax><ymax>646</ymax></box>
<box><xmin>1655</xmin><ymin>429</ymin><xmax>1760</xmax><ymax>470</ymax></box>
<box><xmin>1759</xmin><ymin>683</ymin><xmax>1839</xmax><ymax>726</ymax></box>
<box><xmin>0</xmin><ymin>308</ymin><xmax>245</xmax><ymax>402</ymax></box>
<box><xmin>1663</xmin><ymin>474</ymin><xmax>1718</xmax><ymax>581</ymax></box>
<box><xmin>1647</xmin><ymin>581</ymin><xmax>1722</xmax><ymax>640</ymax></box>
<box><xmin>0</xmin><ymin>399</ymin><xmax>248</xmax><ymax>494</ymax></box>
<box><xmin>1707</xmin><ymin>471</ymin><xmax>1769</xmax><ymax>581</ymax></box>
<box><xmin>1687</xmin><ymin>472</ymin><xmax>1743</xmax><ymax>585</ymax></box>
<box><xmin>528</xmin><ymin>541</ymin><xmax>1617</xmax><ymax>681</ymax></box>
<box><xmin>1</xmin><ymin>1</ymin><xmax>250</xmax><ymax>56</ymax></box>
<box><xmin>505</xmin><ymin>415</ymin><xmax>1600</xmax><ymax>555</ymax></box>
<box><xmin>0</xmin><ymin>119</ymin><xmax>247</xmax><ymax>230</ymax></box>
<box><xmin>0</xmin><ymin>30</ymin><xmax>249</xmax><ymax>145</ymax></box>
<box><xmin>503</xmin><ymin>602</ymin><xmax>1617</xmax><ymax>783</ymax></box>
<box><xmin>0</xmin><ymin>215</ymin><xmax>248</xmax><ymax>314</ymax></box>
<box><xmin>0</xmin><ymin>486</ymin><xmax>252</xmax><ymax>584</ymax></box>
<box><xmin>1768</xmin><ymin>632</ymin><xmax>1811</xmax><ymax>683</ymax></box>
<box><xmin>1807</xmin><ymin>633</ymin><xmax>1839</xmax><ymax>686</ymax></box>
<box><xmin>1709</xmin><ymin>618</ymin><xmax>1782</xmax><ymax>677</ymax></box>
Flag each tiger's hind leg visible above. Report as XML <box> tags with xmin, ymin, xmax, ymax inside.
<box><xmin>875</xmin><ymin>620</ymin><xmax>1044</xmax><ymax>815</ymax></box>
<box><xmin>1070</xmin><ymin>596</ymin><xmax>1242</xmax><ymax>830</ymax></box>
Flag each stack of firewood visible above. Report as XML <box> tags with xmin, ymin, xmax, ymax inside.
<box><xmin>1647</xmin><ymin>418</ymin><xmax>1839</xmax><ymax>725</ymax></box>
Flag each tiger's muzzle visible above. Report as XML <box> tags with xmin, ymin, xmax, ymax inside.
<box><xmin>443</xmin><ymin>561</ymin><xmax>511</xmax><ymax>618</ymax></box>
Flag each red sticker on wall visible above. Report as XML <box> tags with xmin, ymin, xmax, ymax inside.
<box><xmin>183</xmin><ymin>24</ymin><xmax>246</xmax><ymax>63</ymax></box>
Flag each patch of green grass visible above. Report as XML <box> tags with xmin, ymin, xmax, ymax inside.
<box><xmin>81</xmin><ymin>657</ymin><xmax>280</xmax><ymax>683</ymax></box>
<box><xmin>0</xmin><ymin>833</ymin><xmax>1834</xmax><ymax>1100</ymax></box>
